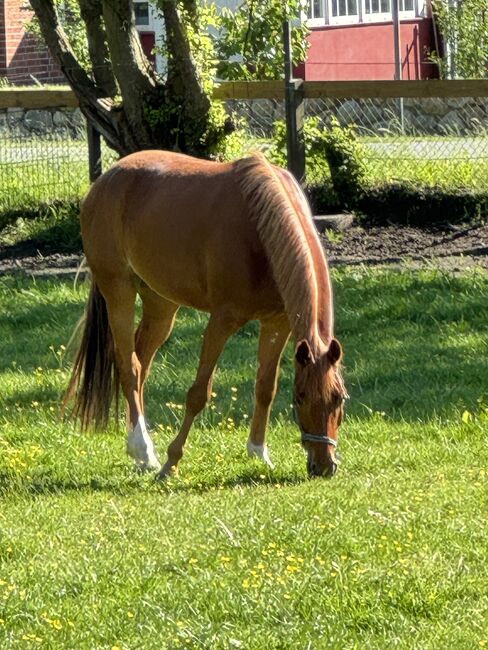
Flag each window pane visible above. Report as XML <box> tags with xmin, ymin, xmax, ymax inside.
<box><xmin>381</xmin><ymin>0</ymin><xmax>390</xmax><ymax>11</ymax></box>
<box><xmin>332</xmin><ymin>0</ymin><xmax>338</xmax><ymax>16</ymax></box>
<box><xmin>339</xmin><ymin>0</ymin><xmax>346</xmax><ymax>14</ymax></box>
<box><xmin>348</xmin><ymin>0</ymin><xmax>358</xmax><ymax>14</ymax></box>
<box><xmin>135</xmin><ymin>2</ymin><xmax>149</xmax><ymax>26</ymax></box>
<box><xmin>372</xmin><ymin>0</ymin><xmax>379</xmax><ymax>12</ymax></box>
<box><xmin>313</xmin><ymin>0</ymin><xmax>323</xmax><ymax>17</ymax></box>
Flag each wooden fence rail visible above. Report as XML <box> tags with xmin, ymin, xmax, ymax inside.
<box><xmin>2</xmin><ymin>79</ymin><xmax>488</xmax><ymax>110</ymax></box>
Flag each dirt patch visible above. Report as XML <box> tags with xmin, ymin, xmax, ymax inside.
<box><xmin>323</xmin><ymin>222</ymin><xmax>488</xmax><ymax>271</ymax></box>
<box><xmin>0</xmin><ymin>222</ymin><xmax>487</xmax><ymax>277</ymax></box>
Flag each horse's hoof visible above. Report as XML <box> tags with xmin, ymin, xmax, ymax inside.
<box><xmin>155</xmin><ymin>462</ymin><xmax>178</xmax><ymax>481</ymax></box>
<box><xmin>134</xmin><ymin>458</ymin><xmax>161</xmax><ymax>474</ymax></box>
<box><xmin>247</xmin><ymin>441</ymin><xmax>275</xmax><ymax>470</ymax></box>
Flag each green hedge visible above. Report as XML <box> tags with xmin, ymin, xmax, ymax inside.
<box><xmin>308</xmin><ymin>181</ymin><xmax>488</xmax><ymax>226</ymax></box>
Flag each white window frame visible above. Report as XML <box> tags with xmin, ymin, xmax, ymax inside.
<box><xmin>307</xmin><ymin>0</ymin><xmax>327</xmax><ymax>26</ymax></box>
<box><xmin>328</xmin><ymin>0</ymin><xmax>361</xmax><ymax>26</ymax></box>
<box><xmin>306</xmin><ymin>0</ymin><xmax>423</xmax><ymax>26</ymax></box>
<box><xmin>362</xmin><ymin>0</ymin><xmax>392</xmax><ymax>24</ymax></box>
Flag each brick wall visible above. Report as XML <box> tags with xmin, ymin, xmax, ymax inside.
<box><xmin>1</xmin><ymin>0</ymin><xmax>64</xmax><ymax>84</ymax></box>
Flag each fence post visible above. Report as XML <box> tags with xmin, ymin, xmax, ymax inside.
<box><xmin>283</xmin><ymin>20</ymin><xmax>305</xmax><ymax>184</ymax></box>
<box><xmin>87</xmin><ymin>122</ymin><xmax>102</xmax><ymax>183</ymax></box>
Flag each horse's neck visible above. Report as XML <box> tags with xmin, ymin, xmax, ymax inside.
<box><xmin>275</xmin><ymin>168</ymin><xmax>334</xmax><ymax>345</ymax></box>
<box><xmin>236</xmin><ymin>154</ymin><xmax>332</xmax><ymax>347</ymax></box>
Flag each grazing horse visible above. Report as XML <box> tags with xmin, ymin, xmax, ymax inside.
<box><xmin>65</xmin><ymin>151</ymin><xmax>347</xmax><ymax>478</ymax></box>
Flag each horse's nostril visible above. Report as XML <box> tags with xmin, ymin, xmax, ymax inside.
<box><xmin>325</xmin><ymin>462</ymin><xmax>337</xmax><ymax>478</ymax></box>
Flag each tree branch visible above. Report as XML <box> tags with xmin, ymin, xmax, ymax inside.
<box><xmin>101</xmin><ymin>0</ymin><xmax>161</xmax><ymax>149</ymax></box>
<box><xmin>29</xmin><ymin>0</ymin><xmax>122</xmax><ymax>150</ymax></box>
<box><xmin>162</xmin><ymin>0</ymin><xmax>211</xmax><ymax>145</ymax></box>
<box><xmin>79</xmin><ymin>0</ymin><xmax>117</xmax><ymax>97</ymax></box>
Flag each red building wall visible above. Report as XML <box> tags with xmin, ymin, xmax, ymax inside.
<box><xmin>304</xmin><ymin>19</ymin><xmax>438</xmax><ymax>80</ymax></box>
<box><xmin>0</xmin><ymin>0</ymin><xmax>63</xmax><ymax>84</ymax></box>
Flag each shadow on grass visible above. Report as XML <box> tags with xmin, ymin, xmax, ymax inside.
<box><xmin>0</xmin><ymin>466</ymin><xmax>306</xmax><ymax>499</ymax></box>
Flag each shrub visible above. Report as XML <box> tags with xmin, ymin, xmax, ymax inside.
<box><xmin>357</xmin><ymin>183</ymin><xmax>488</xmax><ymax>226</ymax></box>
<box><xmin>270</xmin><ymin>117</ymin><xmax>366</xmax><ymax>211</ymax></box>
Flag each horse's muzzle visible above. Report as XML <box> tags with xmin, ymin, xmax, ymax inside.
<box><xmin>307</xmin><ymin>459</ymin><xmax>338</xmax><ymax>478</ymax></box>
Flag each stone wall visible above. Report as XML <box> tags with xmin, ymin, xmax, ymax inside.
<box><xmin>227</xmin><ymin>97</ymin><xmax>488</xmax><ymax>138</ymax></box>
<box><xmin>0</xmin><ymin>106</ymin><xmax>84</xmax><ymax>137</ymax></box>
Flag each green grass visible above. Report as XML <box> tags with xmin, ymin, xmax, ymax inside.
<box><xmin>1</xmin><ymin>268</ymin><xmax>488</xmax><ymax>649</ymax></box>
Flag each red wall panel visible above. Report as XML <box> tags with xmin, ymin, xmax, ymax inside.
<box><xmin>305</xmin><ymin>19</ymin><xmax>438</xmax><ymax>80</ymax></box>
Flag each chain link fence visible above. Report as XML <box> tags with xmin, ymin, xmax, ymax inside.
<box><xmin>226</xmin><ymin>94</ymin><xmax>488</xmax><ymax>190</ymax></box>
<box><xmin>1</xmin><ymin>88</ymin><xmax>488</xmax><ymax>222</ymax></box>
<box><xmin>0</xmin><ymin>106</ymin><xmax>115</xmax><ymax>222</ymax></box>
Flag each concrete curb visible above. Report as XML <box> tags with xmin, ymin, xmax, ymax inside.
<box><xmin>313</xmin><ymin>214</ymin><xmax>355</xmax><ymax>233</ymax></box>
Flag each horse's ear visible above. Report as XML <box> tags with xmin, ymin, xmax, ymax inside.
<box><xmin>327</xmin><ymin>338</ymin><xmax>342</xmax><ymax>365</ymax></box>
<box><xmin>295</xmin><ymin>339</ymin><xmax>314</xmax><ymax>367</ymax></box>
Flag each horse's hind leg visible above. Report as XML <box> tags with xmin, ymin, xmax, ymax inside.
<box><xmin>96</xmin><ymin>274</ymin><xmax>160</xmax><ymax>471</ymax></box>
<box><xmin>247</xmin><ymin>317</ymin><xmax>290</xmax><ymax>469</ymax></box>
<box><xmin>135</xmin><ymin>286</ymin><xmax>179</xmax><ymax>413</ymax></box>
<box><xmin>157</xmin><ymin>311</ymin><xmax>242</xmax><ymax>479</ymax></box>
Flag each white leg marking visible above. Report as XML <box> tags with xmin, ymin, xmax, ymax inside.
<box><xmin>127</xmin><ymin>415</ymin><xmax>161</xmax><ymax>471</ymax></box>
<box><xmin>247</xmin><ymin>439</ymin><xmax>275</xmax><ymax>470</ymax></box>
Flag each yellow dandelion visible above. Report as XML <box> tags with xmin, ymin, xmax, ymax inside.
<box><xmin>231</xmin><ymin>387</ymin><xmax>238</xmax><ymax>393</ymax></box>
<box><xmin>127</xmin><ymin>611</ymin><xmax>134</xmax><ymax>618</ymax></box>
<box><xmin>188</xmin><ymin>558</ymin><xmax>198</xmax><ymax>564</ymax></box>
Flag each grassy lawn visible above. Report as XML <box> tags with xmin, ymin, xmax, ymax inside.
<box><xmin>0</xmin><ymin>267</ymin><xmax>487</xmax><ymax>649</ymax></box>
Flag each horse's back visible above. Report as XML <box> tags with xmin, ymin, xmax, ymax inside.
<box><xmin>81</xmin><ymin>151</ymin><xmax>280</xmax><ymax>316</ymax></box>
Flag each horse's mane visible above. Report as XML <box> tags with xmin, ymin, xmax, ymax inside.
<box><xmin>235</xmin><ymin>153</ymin><xmax>321</xmax><ymax>343</ymax></box>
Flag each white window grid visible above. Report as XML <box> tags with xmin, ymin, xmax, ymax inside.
<box><xmin>307</xmin><ymin>0</ymin><xmax>425</xmax><ymax>26</ymax></box>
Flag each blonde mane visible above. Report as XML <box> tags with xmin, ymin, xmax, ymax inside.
<box><xmin>236</xmin><ymin>153</ymin><xmax>322</xmax><ymax>343</ymax></box>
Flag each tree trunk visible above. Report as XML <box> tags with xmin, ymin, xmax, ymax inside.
<box><xmin>30</xmin><ymin>0</ymin><xmax>224</xmax><ymax>156</ymax></box>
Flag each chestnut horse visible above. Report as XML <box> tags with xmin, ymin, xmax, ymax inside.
<box><xmin>65</xmin><ymin>150</ymin><xmax>347</xmax><ymax>478</ymax></box>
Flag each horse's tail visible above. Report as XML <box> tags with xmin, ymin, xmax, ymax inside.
<box><xmin>62</xmin><ymin>282</ymin><xmax>119</xmax><ymax>431</ymax></box>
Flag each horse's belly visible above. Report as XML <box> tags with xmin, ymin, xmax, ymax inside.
<box><xmin>126</xmin><ymin>226</ymin><xmax>281</xmax><ymax>317</ymax></box>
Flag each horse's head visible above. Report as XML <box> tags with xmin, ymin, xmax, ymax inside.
<box><xmin>293</xmin><ymin>338</ymin><xmax>347</xmax><ymax>478</ymax></box>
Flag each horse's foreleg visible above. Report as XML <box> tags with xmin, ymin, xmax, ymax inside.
<box><xmin>100</xmin><ymin>276</ymin><xmax>160</xmax><ymax>471</ymax></box>
<box><xmin>247</xmin><ymin>318</ymin><xmax>290</xmax><ymax>469</ymax></box>
<box><xmin>157</xmin><ymin>312</ymin><xmax>240</xmax><ymax>479</ymax></box>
